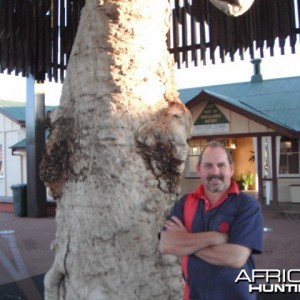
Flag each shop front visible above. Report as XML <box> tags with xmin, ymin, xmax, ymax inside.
<box><xmin>180</xmin><ymin>86</ymin><xmax>300</xmax><ymax>207</ymax></box>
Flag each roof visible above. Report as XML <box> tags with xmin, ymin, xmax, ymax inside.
<box><xmin>1</xmin><ymin>0</ymin><xmax>299</xmax><ymax>82</ymax></box>
<box><xmin>179</xmin><ymin>76</ymin><xmax>300</xmax><ymax>135</ymax></box>
<box><xmin>10</xmin><ymin>130</ymin><xmax>50</xmax><ymax>153</ymax></box>
<box><xmin>0</xmin><ymin>99</ymin><xmax>55</xmax><ymax>125</ymax></box>
<box><xmin>10</xmin><ymin>139</ymin><xmax>26</xmax><ymax>151</ymax></box>
<box><xmin>10</xmin><ymin>130</ymin><xmax>50</xmax><ymax>151</ymax></box>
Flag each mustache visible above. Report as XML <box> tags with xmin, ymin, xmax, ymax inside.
<box><xmin>207</xmin><ymin>174</ymin><xmax>224</xmax><ymax>181</ymax></box>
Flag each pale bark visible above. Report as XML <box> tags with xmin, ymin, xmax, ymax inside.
<box><xmin>209</xmin><ymin>0</ymin><xmax>254</xmax><ymax>16</ymax></box>
<box><xmin>41</xmin><ymin>1</ymin><xmax>192</xmax><ymax>299</ymax></box>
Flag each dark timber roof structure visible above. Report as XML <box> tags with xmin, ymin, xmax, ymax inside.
<box><xmin>0</xmin><ymin>0</ymin><xmax>85</xmax><ymax>82</ymax></box>
<box><xmin>0</xmin><ymin>0</ymin><xmax>300</xmax><ymax>83</ymax></box>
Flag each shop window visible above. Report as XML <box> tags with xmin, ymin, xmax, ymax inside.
<box><xmin>185</xmin><ymin>139</ymin><xmax>207</xmax><ymax>177</ymax></box>
<box><xmin>279</xmin><ymin>137</ymin><xmax>299</xmax><ymax>175</ymax></box>
<box><xmin>185</xmin><ymin>138</ymin><xmax>237</xmax><ymax>177</ymax></box>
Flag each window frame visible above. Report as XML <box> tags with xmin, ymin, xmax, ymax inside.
<box><xmin>278</xmin><ymin>137</ymin><xmax>300</xmax><ymax>176</ymax></box>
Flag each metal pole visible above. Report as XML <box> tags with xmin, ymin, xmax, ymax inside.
<box><xmin>26</xmin><ymin>77</ymin><xmax>47</xmax><ymax>217</ymax></box>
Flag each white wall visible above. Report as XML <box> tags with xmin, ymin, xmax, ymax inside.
<box><xmin>0</xmin><ymin>114</ymin><xmax>25</xmax><ymax>198</ymax></box>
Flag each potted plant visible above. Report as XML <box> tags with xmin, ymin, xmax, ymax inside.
<box><xmin>241</xmin><ymin>173</ymin><xmax>254</xmax><ymax>191</ymax></box>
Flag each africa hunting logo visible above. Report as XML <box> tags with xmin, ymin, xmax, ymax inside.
<box><xmin>235</xmin><ymin>269</ymin><xmax>300</xmax><ymax>293</ymax></box>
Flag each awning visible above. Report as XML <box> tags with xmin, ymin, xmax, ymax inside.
<box><xmin>10</xmin><ymin>139</ymin><xmax>26</xmax><ymax>155</ymax></box>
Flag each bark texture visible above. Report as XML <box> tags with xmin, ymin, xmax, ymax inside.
<box><xmin>40</xmin><ymin>1</ymin><xmax>192</xmax><ymax>299</ymax></box>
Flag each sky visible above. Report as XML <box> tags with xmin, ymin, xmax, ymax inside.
<box><xmin>0</xmin><ymin>49</ymin><xmax>300</xmax><ymax>106</ymax></box>
<box><xmin>175</xmin><ymin>50</ymin><xmax>300</xmax><ymax>89</ymax></box>
<box><xmin>0</xmin><ymin>75</ymin><xmax>63</xmax><ymax>106</ymax></box>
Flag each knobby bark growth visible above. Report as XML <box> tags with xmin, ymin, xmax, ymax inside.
<box><xmin>40</xmin><ymin>1</ymin><xmax>192</xmax><ymax>299</ymax></box>
<box><xmin>40</xmin><ymin>0</ymin><xmax>254</xmax><ymax>298</ymax></box>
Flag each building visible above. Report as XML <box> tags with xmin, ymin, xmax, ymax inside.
<box><xmin>179</xmin><ymin>64</ymin><xmax>300</xmax><ymax>207</ymax></box>
<box><xmin>0</xmin><ymin>99</ymin><xmax>54</xmax><ymax>200</ymax></box>
<box><xmin>2</xmin><ymin>70</ymin><xmax>300</xmax><ymax>208</ymax></box>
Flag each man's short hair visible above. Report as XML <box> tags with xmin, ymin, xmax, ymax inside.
<box><xmin>198</xmin><ymin>141</ymin><xmax>234</xmax><ymax>165</ymax></box>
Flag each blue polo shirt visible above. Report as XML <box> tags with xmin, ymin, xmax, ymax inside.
<box><xmin>166</xmin><ymin>181</ymin><xmax>264</xmax><ymax>300</ymax></box>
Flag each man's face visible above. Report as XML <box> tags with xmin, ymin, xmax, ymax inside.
<box><xmin>196</xmin><ymin>146</ymin><xmax>234</xmax><ymax>194</ymax></box>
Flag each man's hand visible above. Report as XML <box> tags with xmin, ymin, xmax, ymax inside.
<box><xmin>164</xmin><ymin>216</ymin><xmax>187</xmax><ymax>233</ymax></box>
<box><xmin>164</xmin><ymin>216</ymin><xmax>227</xmax><ymax>245</ymax></box>
<box><xmin>195</xmin><ymin>244</ymin><xmax>252</xmax><ymax>268</ymax></box>
<box><xmin>160</xmin><ymin>216</ymin><xmax>251</xmax><ymax>268</ymax></box>
<box><xmin>159</xmin><ymin>217</ymin><xmax>228</xmax><ymax>256</ymax></box>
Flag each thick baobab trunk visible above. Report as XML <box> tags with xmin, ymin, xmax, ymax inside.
<box><xmin>41</xmin><ymin>1</ymin><xmax>192</xmax><ymax>299</ymax></box>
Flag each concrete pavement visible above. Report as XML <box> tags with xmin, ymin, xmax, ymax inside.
<box><xmin>0</xmin><ymin>208</ymin><xmax>55</xmax><ymax>299</ymax></box>
<box><xmin>0</xmin><ymin>204</ymin><xmax>300</xmax><ymax>299</ymax></box>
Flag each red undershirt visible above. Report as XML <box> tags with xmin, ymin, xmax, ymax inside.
<box><xmin>195</xmin><ymin>180</ymin><xmax>240</xmax><ymax>211</ymax></box>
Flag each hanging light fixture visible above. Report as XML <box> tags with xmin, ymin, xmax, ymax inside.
<box><xmin>230</xmin><ymin>139</ymin><xmax>237</xmax><ymax>149</ymax></box>
<box><xmin>192</xmin><ymin>146</ymin><xmax>198</xmax><ymax>155</ymax></box>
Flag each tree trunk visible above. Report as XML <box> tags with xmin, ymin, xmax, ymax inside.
<box><xmin>40</xmin><ymin>1</ymin><xmax>192</xmax><ymax>299</ymax></box>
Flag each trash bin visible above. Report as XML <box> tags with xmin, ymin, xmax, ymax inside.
<box><xmin>10</xmin><ymin>184</ymin><xmax>27</xmax><ymax>217</ymax></box>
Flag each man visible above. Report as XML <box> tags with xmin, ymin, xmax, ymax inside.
<box><xmin>159</xmin><ymin>141</ymin><xmax>263</xmax><ymax>300</ymax></box>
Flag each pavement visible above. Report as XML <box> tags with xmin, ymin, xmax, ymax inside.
<box><xmin>0</xmin><ymin>205</ymin><xmax>55</xmax><ymax>300</ymax></box>
<box><xmin>0</xmin><ymin>203</ymin><xmax>300</xmax><ymax>300</ymax></box>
